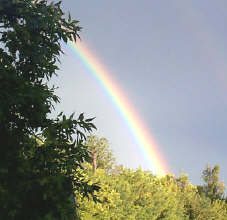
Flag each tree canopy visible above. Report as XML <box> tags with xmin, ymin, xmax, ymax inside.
<box><xmin>0</xmin><ymin>0</ymin><xmax>98</xmax><ymax>219</ymax></box>
<box><xmin>76</xmin><ymin>163</ymin><xmax>227</xmax><ymax>220</ymax></box>
<box><xmin>197</xmin><ymin>164</ymin><xmax>226</xmax><ymax>201</ymax></box>
<box><xmin>85</xmin><ymin>135</ymin><xmax>116</xmax><ymax>174</ymax></box>
<box><xmin>74</xmin><ymin>139</ymin><xmax>227</xmax><ymax>219</ymax></box>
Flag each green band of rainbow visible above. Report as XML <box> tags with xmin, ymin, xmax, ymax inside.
<box><xmin>68</xmin><ymin>40</ymin><xmax>169</xmax><ymax>176</ymax></box>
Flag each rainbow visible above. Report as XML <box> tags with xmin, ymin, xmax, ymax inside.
<box><xmin>67</xmin><ymin>40</ymin><xmax>169</xmax><ymax>176</ymax></box>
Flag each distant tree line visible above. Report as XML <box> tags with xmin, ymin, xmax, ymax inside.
<box><xmin>77</xmin><ymin>135</ymin><xmax>227</xmax><ymax>220</ymax></box>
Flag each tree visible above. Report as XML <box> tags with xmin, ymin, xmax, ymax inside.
<box><xmin>77</xmin><ymin>162</ymin><xmax>227</xmax><ymax>219</ymax></box>
<box><xmin>85</xmin><ymin>135</ymin><xmax>116</xmax><ymax>174</ymax></box>
<box><xmin>0</xmin><ymin>0</ymin><xmax>98</xmax><ymax>219</ymax></box>
<box><xmin>77</xmin><ymin>168</ymin><xmax>188</xmax><ymax>220</ymax></box>
<box><xmin>197</xmin><ymin>164</ymin><xmax>226</xmax><ymax>201</ymax></box>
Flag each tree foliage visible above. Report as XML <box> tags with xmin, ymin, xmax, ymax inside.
<box><xmin>0</xmin><ymin>0</ymin><xmax>98</xmax><ymax>219</ymax></box>
<box><xmin>85</xmin><ymin>135</ymin><xmax>116</xmax><ymax>173</ymax></box>
<box><xmin>76</xmin><ymin>166</ymin><xmax>227</xmax><ymax>220</ymax></box>
<box><xmin>197</xmin><ymin>164</ymin><xmax>226</xmax><ymax>201</ymax></box>
<box><xmin>76</xmin><ymin>142</ymin><xmax>227</xmax><ymax>220</ymax></box>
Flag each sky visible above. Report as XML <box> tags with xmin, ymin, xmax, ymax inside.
<box><xmin>51</xmin><ymin>0</ymin><xmax>227</xmax><ymax>185</ymax></box>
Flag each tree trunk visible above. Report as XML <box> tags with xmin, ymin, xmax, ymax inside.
<box><xmin>92</xmin><ymin>152</ymin><xmax>97</xmax><ymax>174</ymax></box>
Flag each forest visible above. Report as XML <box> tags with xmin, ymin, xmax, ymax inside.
<box><xmin>0</xmin><ymin>0</ymin><xmax>226</xmax><ymax>219</ymax></box>
<box><xmin>76</xmin><ymin>136</ymin><xmax>227</xmax><ymax>219</ymax></box>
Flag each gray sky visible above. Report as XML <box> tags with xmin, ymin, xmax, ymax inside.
<box><xmin>52</xmin><ymin>0</ymin><xmax>227</xmax><ymax>185</ymax></box>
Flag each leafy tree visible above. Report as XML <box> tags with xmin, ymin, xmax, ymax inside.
<box><xmin>85</xmin><ymin>135</ymin><xmax>116</xmax><ymax>173</ymax></box>
<box><xmin>197</xmin><ymin>164</ymin><xmax>226</xmax><ymax>201</ymax></box>
<box><xmin>180</xmin><ymin>183</ymin><xmax>227</xmax><ymax>220</ymax></box>
<box><xmin>0</xmin><ymin>0</ymin><xmax>98</xmax><ymax>219</ymax></box>
<box><xmin>77</xmin><ymin>157</ymin><xmax>227</xmax><ymax>219</ymax></box>
<box><xmin>77</xmin><ymin>168</ymin><xmax>188</xmax><ymax>220</ymax></box>
<box><xmin>76</xmin><ymin>168</ymin><xmax>122</xmax><ymax>220</ymax></box>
